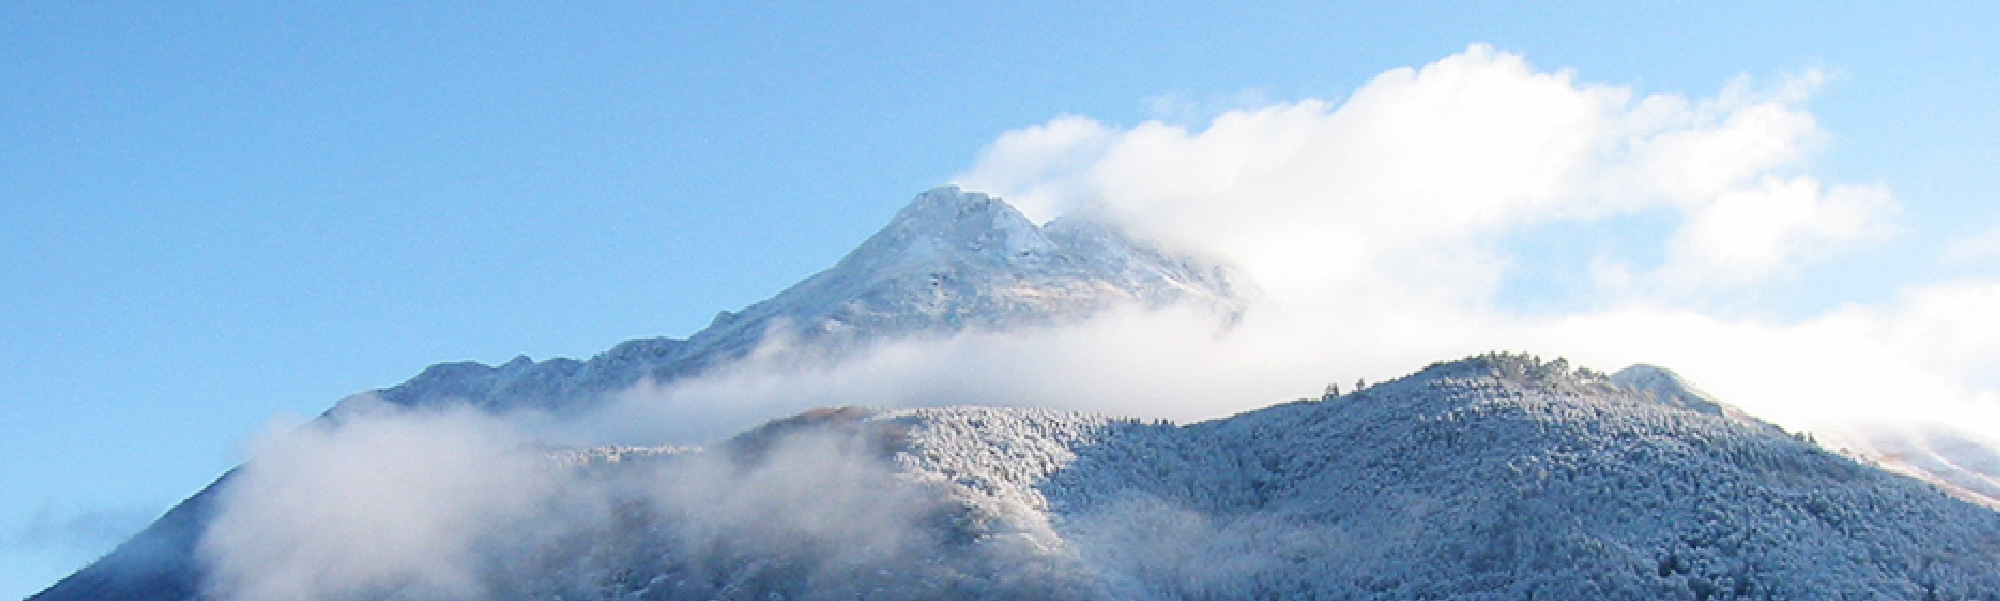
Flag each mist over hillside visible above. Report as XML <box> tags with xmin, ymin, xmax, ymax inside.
<box><xmin>45</xmin><ymin>355</ymin><xmax>2000</xmax><ymax>601</ymax></box>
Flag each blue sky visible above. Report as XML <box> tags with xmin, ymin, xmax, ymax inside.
<box><xmin>6</xmin><ymin>3</ymin><xmax>2000</xmax><ymax>598</ymax></box>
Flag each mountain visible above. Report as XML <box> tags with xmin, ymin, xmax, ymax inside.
<box><xmin>368</xmin><ymin>186</ymin><xmax>1249</xmax><ymax>413</ymax></box>
<box><xmin>492</xmin><ymin>354</ymin><xmax>2000</xmax><ymax>596</ymax></box>
<box><xmin>474</xmin><ymin>355</ymin><xmax>2000</xmax><ymax>601</ymax></box>
<box><xmin>28</xmin><ymin>188</ymin><xmax>2000</xmax><ymax>601</ymax></box>
<box><xmin>78</xmin><ymin>355</ymin><xmax>2000</xmax><ymax>601</ymax></box>
<box><xmin>25</xmin><ymin>187</ymin><xmax>1248</xmax><ymax>601</ymax></box>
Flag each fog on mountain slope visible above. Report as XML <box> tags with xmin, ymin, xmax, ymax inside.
<box><xmin>89</xmin><ymin>355</ymin><xmax>2000</xmax><ymax>601</ymax></box>
<box><xmin>23</xmin><ymin>187</ymin><xmax>1252</xmax><ymax>601</ymax></box>
<box><xmin>357</xmin><ymin>187</ymin><xmax>1249</xmax><ymax>431</ymax></box>
<box><xmin>949</xmin><ymin>46</ymin><xmax>2000</xmax><ymax>505</ymax></box>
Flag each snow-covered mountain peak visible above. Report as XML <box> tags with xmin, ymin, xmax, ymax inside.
<box><xmin>883</xmin><ymin>186</ymin><xmax>1049</xmax><ymax>252</ymax></box>
<box><xmin>827</xmin><ymin>186</ymin><xmax>1064</xmax><ymax>284</ymax></box>
<box><xmin>364</xmin><ymin>187</ymin><xmax>1251</xmax><ymax>412</ymax></box>
<box><xmin>673</xmin><ymin>187</ymin><xmax>1249</xmax><ymax>360</ymax></box>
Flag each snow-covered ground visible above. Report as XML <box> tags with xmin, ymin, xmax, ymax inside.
<box><xmin>458</xmin><ymin>354</ymin><xmax>2000</xmax><ymax>600</ymax></box>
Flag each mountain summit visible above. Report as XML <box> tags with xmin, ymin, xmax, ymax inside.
<box><xmin>681</xmin><ymin>186</ymin><xmax>1248</xmax><ymax>359</ymax></box>
<box><xmin>367</xmin><ymin>186</ymin><xmax>1248</xmax><ymax>413</ymax></box>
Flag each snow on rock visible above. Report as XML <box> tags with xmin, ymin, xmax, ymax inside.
<box><xmin>371</xmin><ymin>186</ymin><xmax>1249</xmax><ymax>413</ymax></box>
<box><xmin>698</xmin><ymin>186</ymin><xmax>1248</xmax><ymax>352</ymax></box>
<box><xmin>454</xmin><ymin>354</ymin><xmax>2000</xmax><ymax>601</ymax></box>
<box><xmin>35</xmin><ymin>351</ymin><xmax>2000</xmax><ymax>601</ymax></box>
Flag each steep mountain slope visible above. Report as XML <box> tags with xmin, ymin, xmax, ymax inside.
<box><xmin>369</xmin><ymin>186</ymin><xmax>1248</xmax><ymax>413</ymax></box>
<box><xmin>301</xmin><ymin>355</ymin><xmax>2000</xmax><ymax>601</ymax></box>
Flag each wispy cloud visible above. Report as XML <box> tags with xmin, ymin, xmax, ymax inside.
<box><xmin>198</xmin><ymin>400</ymin><xmax>1030</xmax><ymax>601</ymax></box>
<box><xmin>9</xmin><ymin>502</ymin><xmax>150</xmax><ymax>557</ymax></box>
<box><xmin>1944</xmin><ymin>223</ymin><xmax>2000</xmax><ymax>265</ymax></box>
<box><xmin>198</xmin><ymin>399</ymin><xmax>567</xmax><ymax>601</ymax></box>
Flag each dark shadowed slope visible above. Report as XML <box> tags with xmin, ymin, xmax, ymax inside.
<box><xmin>24</xmin><ymin>474</ymin><xmax>225</xmax><ymax>601</ymax></box>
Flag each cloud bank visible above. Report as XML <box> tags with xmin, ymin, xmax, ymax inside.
<box><xmin>614</xmin><ymin>44</ymin><xmax>1981</xmax><ymax>444</ymax></box>
<box><xmin>962</xmin><ymin>46</ymin><xmax>1893</xmax><ymax>301</ymax></box>
<box><xmin>939</xmin><ymin>44</ymin><xmax>1982</xmax><ymax>440</ymax></box>
<box><xmin>199</xmin><ymin>400</ymin><xmax>566</xmax><ymax>601</ymax></box>
<box><xmin>199</xmin><ymin>401</ymin><xmax>1039</xmax><ymax>601</ymax></box>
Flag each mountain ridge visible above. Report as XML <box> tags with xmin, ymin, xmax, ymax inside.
<box><xmin>365</xmin><ymin>186</ymin><xmax>1248</xmax><ymax>414</ymax></box>
<box><xmin>298</xmin><ymin>354</ymin><xmax>2000</xmax><ymax>600</ymax></box>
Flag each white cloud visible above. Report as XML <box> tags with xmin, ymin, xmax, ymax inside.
<box><xmin>197</xmin><ymin>397</ymin><xmax>992</xmax><ymax>601</ymax></box>
<box><xmin>199</xmin><ymin>399</ymin><xmax>570</xmax><ymax>601</ymax></box>
<box><xmin>958</xmin><ymin>115</ymin><xmax>1117</xmax><ymax>224</ymax></box>
<box><xmin>1661</xmin><ymin>176</ymin><xmax>1895</xmax><ymax>287</ymax></box>
<box><xmin>1944</xmin><ymin>222</ymin><xmax>2000</xmax><ymax>264</ymax></box>
<box><xmin>933</xmin><ymin>43</ymin><xmax>1999</xmax><ymax>443</ymax></box>
<box><xmin>580</xmin><ymin>44</ymin><xmax>1971</xmax><ymax>449</ymax></box>
<box><xmin>957</xmin><ymin>44</ymin><xmax>1894</xmax><ymax>304</ymax></box>
<box><xmin>1882</xmin><ymin>280</ymin><xmax>2000</xmax><ymax>390</ymax></box>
